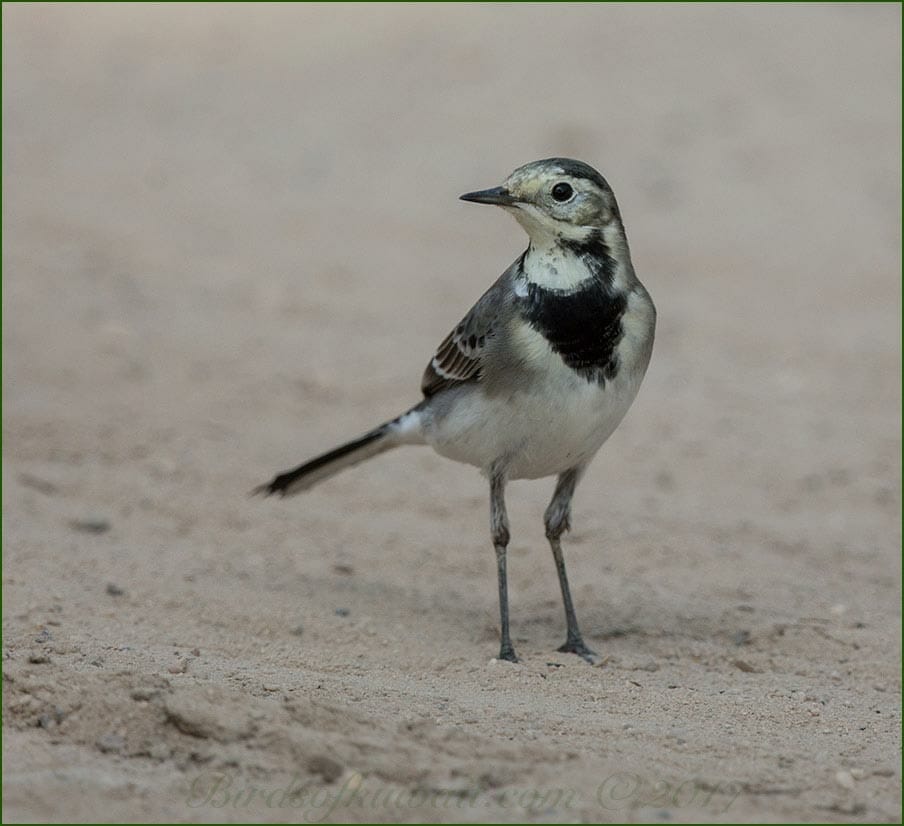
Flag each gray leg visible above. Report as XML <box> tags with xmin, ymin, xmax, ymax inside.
<box><xmin>490</xmin><ymin>469</ymin><xmax>518</xmax><ymax>662</ymax></box>
<box><xmin>545</xmin><ymin>467</ymin><xmax>599</xmax><ymax>663</ymax></box>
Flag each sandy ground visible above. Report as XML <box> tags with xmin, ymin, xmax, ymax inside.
<box><xmin>2</xmin><ymin>3</ymin><xmax>901</xmax><ymax>823</ymax></box>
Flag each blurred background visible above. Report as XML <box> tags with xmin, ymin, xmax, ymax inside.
<box><xmin>3</xmin><ymin>4</ymin><xmax>901</xmax><ymax>822</ymax></box>
<box><xmin>4</xmin><ymin>1</ymin><xmax>900</xmax><ymax>563</ymax></box>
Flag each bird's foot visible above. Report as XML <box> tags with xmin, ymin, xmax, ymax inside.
<box><xmin>558</xmin><ymin>638</ymin><xmax>601</xmax><ymax>665</ymax></box>
<box><xmin>497</xmin><ymin>643</ymin><xmax>520</xmax><ymax>663</ymax></box>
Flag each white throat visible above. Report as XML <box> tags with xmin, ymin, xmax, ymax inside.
<box><xmin>506</xmin><ymin>207</ymin><xmax>632</xmax><ymax>294</ymax></box>
<box><xmin>521</xmin><ymin>240</ymin><xmax>597</xmax><ymax>292</ymax></box>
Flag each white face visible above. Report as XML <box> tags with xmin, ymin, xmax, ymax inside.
<box><xmin>500</xmin><ymin>162</ymin><xmax>619</xmax><ymax>242</ymax></box>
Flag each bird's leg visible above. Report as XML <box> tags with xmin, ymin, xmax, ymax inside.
<box><xmin>490</xmin><ymin>469</ymin><xmax>518</xmax><ymax>662</ymax></box>
<box><xmin>545</xmin><ymin>467</ymin><xmax>599</xmax><ymax>664</ymax></box>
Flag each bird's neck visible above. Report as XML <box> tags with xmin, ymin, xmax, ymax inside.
<box><xmin>520</xmin><ymin>224</ymin><xmax>627</xmax><ymax>294</ymax></box>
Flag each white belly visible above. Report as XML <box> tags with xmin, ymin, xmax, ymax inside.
<box><xmin>423</xmin><ymin>321</ymin><xmax>649</xmax><ymax>480</ymax></box>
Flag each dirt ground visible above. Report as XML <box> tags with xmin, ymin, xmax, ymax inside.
<box><xmin>2</xmin><ymin>4</ymin><xmax>901</xmax><ymax>823</ymax></box>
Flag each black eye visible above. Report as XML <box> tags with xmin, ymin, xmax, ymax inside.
<box><xmin>551</xmin><ymin>182</ymin><xmax>573</xmax><ymax>202</ymax></box>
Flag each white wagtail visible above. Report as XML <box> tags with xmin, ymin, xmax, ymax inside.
<box><xmin>256</xmin><ymin>158</ymin><xmax>656</xmax><ymax>663</ymax></box>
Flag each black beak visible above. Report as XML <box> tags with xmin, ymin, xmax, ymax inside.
<box><xmin>459</xmin><ymin>186</ymin><xmax>518</xmax><ymax>206</ymax></box>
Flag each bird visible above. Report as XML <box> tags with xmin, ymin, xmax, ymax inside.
<box><xmin>255</xmin><ymin>158</ymin><xmax>656</xmax><ymax>664</ymax></box>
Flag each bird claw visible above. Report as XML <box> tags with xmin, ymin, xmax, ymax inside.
<box><xmin>557</xmin><ymin>639</ymin><xmax>601</xmax><ymax>665</ymax></box>
<box><xmin>497</xmin><ymin>644</ymin><xmax>520</xmax><ymax>663</ymax></box>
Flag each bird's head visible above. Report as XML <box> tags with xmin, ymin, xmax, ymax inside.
<box><xmin>460</xmin><ymin>158</ymin><xmax>622</xmax><ymax>245</ymax></box>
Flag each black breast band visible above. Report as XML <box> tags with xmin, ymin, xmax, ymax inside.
<box><xmin>522</xmin><ymin>277</ymin><xmax>626</xmax><ymax>385</ymax></box>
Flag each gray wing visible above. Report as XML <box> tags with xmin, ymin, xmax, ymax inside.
<box><xmin>421</xmin><ymin>269</ymin><xmax>516</xmax><ymax>398</ymax></box>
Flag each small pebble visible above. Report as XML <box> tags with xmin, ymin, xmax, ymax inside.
<box><xmin>28</xmin><ymin>653</ymin><xmax>50</xmax><ymax>664</ymax></box>
<box><xmin>849</xmin><ymin>768</ymin><xmax>865</xmax><ymax>780</ymax></box>
<box><xmin>829</xmin><ymin>604</ymin><xmax>847</xmax><ymax>616</ymax></box>
<box><xmin>149</xmin><ymin>743</ymin><xmax>171</xmax><ymax>761</ymax></box>
<box><xmin>190</xmin><ymin>647</ymin><xmax>201</xmax><ymax>657</ymax></box>
<box><xmin>34</xmin><ymin>629</ymin><xmax>53</xmax><ymax>644</ymax></box>
<box><xmin>167</xmin><ymin>659</ymin><xmax>188</xmax><ymax>674</ymax></box>
<box><xmin>332</xmin><ymin>564</ymin><xmax>354</xmax><ymax>575</ymax></box>
<box><xmin>290</xmin><ymin>623</ymin><xmax>305</xmax><ymax>637</ymax></box>
<box><xmin>732</xmin><ymin>630</ymin><xmax>752</xmax><ymax>646</ymax></box>
<box><xmin>106</xmin><ymin>583</ymin><xmax>125</xmax><ymax>597</ymax></box>
<box><xmin>131</xmin><ymin>688</ymin><xmax>159</xmax><ymax>702</ymax></box>
<box><xmin>835</xmin><ymin>770</ymin><xmax>855</xmax><ymax>790</ymax></box>
<box><xmin>96</xmin><ymin>733</ymin><xmax>126</xmax><ymax>754</ymax></box>
<box><xmin>733</xmin><ymin>659</ymin><xmax>757</xmax><ymax>673</ymax></box>
<box><xmin>69</xmin><ymin>518</ymin><xmax>111</xmax><ymax>535</ymax></box>
<box><xmin>18</xmin><ymin>473</ymin><xmax>59</xmax><ymax>495</ymax></box>
<box><xmin>308</xmin><ymin>754</ymin><xmax>343</xmax><ymax>783</ymax></box>
<box><xmin>262</xmin><ymin>683</ymin><xmax>280</xmax><ymax>692</ymax></box>
<box><xmin>334</xmin><ymin>607</ymin><xmax>350</xmax><ymax>617</ymax></box>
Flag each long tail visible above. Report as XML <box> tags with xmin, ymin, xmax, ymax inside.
<box><xmin>254</xmin><ymin>406</ymin><xmax>424</xmax><ymax>498</ymax></box>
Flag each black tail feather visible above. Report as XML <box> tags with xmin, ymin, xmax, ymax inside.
<box><xmin>253</xmin><ymin>424</ymin><xmax>390</xmax><ymax>498</ymax></box>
